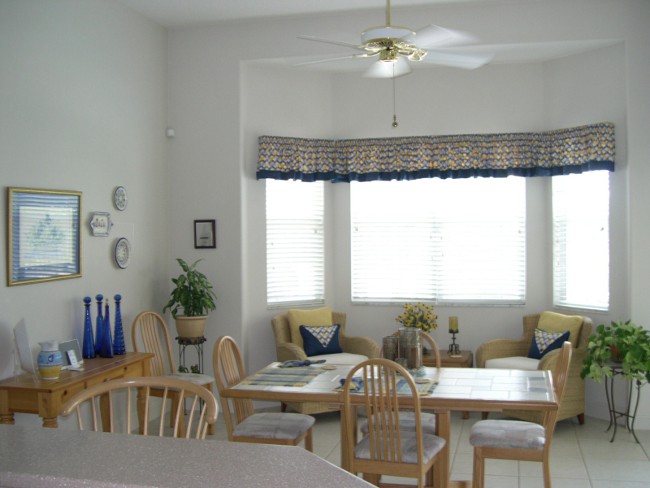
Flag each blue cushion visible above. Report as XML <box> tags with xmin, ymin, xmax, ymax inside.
<box><xmin>300</xmin><ymin>324</ymin><xmax>343</xmax><ymax>356</ymax></box>
<box><xmin>528</xmin><ymin>328</ymin><xmax>570</xmax><ymax>360</ymax></box>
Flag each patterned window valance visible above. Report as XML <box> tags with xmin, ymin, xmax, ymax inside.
<box><xmin>257</xmin><ymin>122</ymin><xmax>615</xmax><ymax>182</ymax></box>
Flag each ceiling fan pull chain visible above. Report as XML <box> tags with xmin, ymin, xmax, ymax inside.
<box><xmin>392</xmin><ymin>63</ymin><xmax>398</xmax><ymax>128</ymax></box>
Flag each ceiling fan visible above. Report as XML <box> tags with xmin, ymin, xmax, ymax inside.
<box><xmin>297</xmin><ymin>0</ymin><xmax>492</xmax><ymax>78</ymax></box>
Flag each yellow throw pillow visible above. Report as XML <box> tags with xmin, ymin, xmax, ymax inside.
<box><xmin>288</xmin><ymin>307</ymin><xmax>333</xmax><ymax>350</ymax></box>
<box><xmin>538</xmin><ymin>311</ymin><xmax>583</xmax><ymax>347</ymax></box>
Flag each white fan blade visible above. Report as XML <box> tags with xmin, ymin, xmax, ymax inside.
<box><xmin>294</xmin><ymin>53</ymin><xmax>372</xmax><ymax>67</ymax></box>
<box><xmin>298</xmin><ymin>35</ymin><xmax>364</xmax><ymax>51</ymax></box>
<box><xmin>404</xmin><ymin>24</ymin><xmax>477</xmax><ymax>49</ymax></box>
<box><xmin>421</xmin><ymin>49</ymin><xmax>493</xmax><ymax>69</ymax></box>
<box><xmin>363</xmin><ymin>58</ymin><xmax>412</xmax><ymax>78</ymax></box>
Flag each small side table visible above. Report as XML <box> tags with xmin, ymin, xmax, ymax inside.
<box><xmin>423</xmin><ymin>349</ymin><xmax>474</xmax><ymax>419</ymax></box>
<box><xmin>176</xmin><ymin>336</ymin><xmax>207</xmax><ymax>374</ymax></box>
<box><xmin>605</xmin><ymin>364</ymin><xmax>644</xmax><ymax>443</ymax></box>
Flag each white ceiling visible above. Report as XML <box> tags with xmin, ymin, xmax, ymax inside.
<box><xmin>117</xmin><ymin>0</ymin><xmax>485</xmax><ymax>28</ymax></box>
<box><xmin>116</xmin><ymin>0</ymin><xmax>621</xmax><ymax>70</ymax></box>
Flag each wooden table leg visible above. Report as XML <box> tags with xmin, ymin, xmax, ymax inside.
<box><xmin>0</xmin><ymin>390</ymin><xmax>15</xmax><ymax>425</ymax></box>
<box><xmin>435</xmin><ymin>410</ymin><xmax>451</xmax><ymax>488</ymax></box>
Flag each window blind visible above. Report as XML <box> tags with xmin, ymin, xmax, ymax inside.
<box><xmin>351</xmin><ymin>177</ymin><xmax>526</xmax><ymax>304</ymax></box>
<box><xmin>553</xmin><ymin>171</ymin><xmax>609</xmax><ymax>311</ymax></box>
<box><xmin>265</xmin><ymin>179</ymin><xmax>324</xmax><ymax>306</ymax></box>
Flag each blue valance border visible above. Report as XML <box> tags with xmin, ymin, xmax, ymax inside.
<box><xmin>257</xmin><ymin>122</ymin><xmax>615</xmax><ymax>183</ymax></box>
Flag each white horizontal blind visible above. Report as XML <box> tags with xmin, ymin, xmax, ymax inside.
<box><xmin>351</xmin><ymin>177</ymin><xmax>526</xmax><ymax>304</ymax></box>
<box><xmin>552</xmin><ymin>171</ymin><xmax>609</xmax><ymax>311</ymax></box>
<box><xmin>266</xmin><ymin>179</ymin><xmax>324</xmax><ymax>306</ymax></box>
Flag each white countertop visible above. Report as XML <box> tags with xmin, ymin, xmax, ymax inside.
<box><xmin>0</xmin><ymin>425</ymin><xmax>373</xmax><ymax>488</ymax></box>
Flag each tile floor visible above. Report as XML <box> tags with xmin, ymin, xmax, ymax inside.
<box><xmin>209</xmin><ymin>411</ymin><xmax>650</xmax><ymax>487</ymax></box>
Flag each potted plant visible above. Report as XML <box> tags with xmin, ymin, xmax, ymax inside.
<box><xmin>581</xmin><ymin>319</ymin><xmax>650</xmax><ymax>384</ymax></box>
<box><xmin>163</xmin><ymin>258</ymin><xmax>217</xmax><ymax>338</ymax></box>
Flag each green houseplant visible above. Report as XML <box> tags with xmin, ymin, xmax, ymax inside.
<box><xmin>163</xmin><ymin>258</ymin><xmax>217</xmax><ymax>338</ymax></box>
<box><xmin>581</xmin><ymin>320</ymin><xmax>650</xmax><ymax>384</ymax></box>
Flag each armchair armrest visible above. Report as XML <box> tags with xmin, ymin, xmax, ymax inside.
<box><xmin>276</xmin><ymin>342</ymin><xmax>308</xmax><ymax>362</ymax></box>
<box><xmin>476</xmin><ymin>338</ymin><xmax>530</xmax><ymax>367</ymax></box>
<box><xmin>340</xmin><ymin>335</ymin><xmax>380</xmax><ymax>359</ymax></box>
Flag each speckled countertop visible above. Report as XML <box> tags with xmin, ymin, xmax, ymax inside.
<box><xmin>0</xmin><ymin>425</ymin><xmax>373</xmax><ymax>488</ymax></box>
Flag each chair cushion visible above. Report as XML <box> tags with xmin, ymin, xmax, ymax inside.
<box><xmin>355</xmin><ymin>432</ymin><xmax>445</xmax><ymax>464</ymax></box>
<box><xmin>470</xmin><ymin>419</ymin><xmax>546</xmax><ymax>450</ymax></box>
<box><xmin>528</xmin><ymin>328</ymin><xmax>570</xmax><ymax>360</ymax></box>
<box><xmin>288</xmin><ymin>308</ymin><xmax>333</xmax><ymax>350</ymax></box>
<box><xmin>538</xmin><ymin>311</ymin><xmax>582</xmax><ymax>346</ymax></box>
<box><xmin>232</xmin><ymin>412</ymin><xmax>315</xmax><ymax>440</ymax></box>
<box><xmin>168</xmin><ymin>372</ymin><xmax>214</xmax><ymax>386</ymax></box>
<box><xmin>307</xmin><ymin>352</ymin><xmax>367</xmax><ymax>365</ymax></box>
<box><xmin>300</xmin><ymin>324</ymin><xmax>343</xmax><ymax>356</ymax></box>
<box><xmin>485</xmin><ymin>356</ymin><xmax>540</xmax><ymax>370</ymax></box>
<box><xmin>359</xmin><ymin>411</ymin><xmax>437</xmax><ymax>435</ymax></box>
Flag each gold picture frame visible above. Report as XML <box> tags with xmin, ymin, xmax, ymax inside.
<box><xmin>7</xmin><ymin>187</ymin><xmax>82</xmax><ymax>286</ymax></box>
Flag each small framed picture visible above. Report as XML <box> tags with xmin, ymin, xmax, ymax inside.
<box><xmin>194</xmin><ymin>219</ymin><xmax>216</xmax><ymax>249</ymax></box>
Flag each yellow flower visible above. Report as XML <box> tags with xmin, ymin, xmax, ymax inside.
<box><xmin>395</xmin><ymin>302</ymin><xmax>437</xmax><ymax>332</ymax></box>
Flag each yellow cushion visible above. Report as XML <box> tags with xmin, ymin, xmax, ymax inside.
<box><xmin>538</xmin><ymin>311</ymin><xmax>583</xmax><ymax>347</ymax></box>
<box><xmin>288</xmin><ymin>308</ymin><xmax>333</xmax><ymax>350</ymax></box>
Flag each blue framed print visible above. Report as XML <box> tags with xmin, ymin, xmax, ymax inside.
<box><xmin>7</xmin><ymin>187</ymin><xmax>82</xmax><ymax>286</ymax></box>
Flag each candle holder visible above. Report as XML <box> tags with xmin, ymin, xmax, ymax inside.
<box><xmin>448</xmin><ymin>331</ymin><xmax>460</xmax><ymax>356</ymax></box>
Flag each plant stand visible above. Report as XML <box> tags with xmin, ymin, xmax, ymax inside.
<box><xmin>604</xmin><ymin>363</ymin><xmax>645</xmax><ymax>443</ymax></box>
<box><xmin>176</xmin><ymin>336</ymin><xmax>207</xmax><ymax>374</ymax></box>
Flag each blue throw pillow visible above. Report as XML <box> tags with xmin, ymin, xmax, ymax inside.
<box><xmin>299</xmin><ymin>324</ymin><xmax>343</xmax><ymax>356</ymax></box>
<box><xmin>528</xmin><ymin>328</ymin><xmax>570</xmax><ymax>360</ymax></box>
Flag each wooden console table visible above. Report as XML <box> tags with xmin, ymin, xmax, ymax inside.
<box><xmin>0</xmin><ymin>352</ymin><xmax>153</xmax><ymax>428</ymax></box>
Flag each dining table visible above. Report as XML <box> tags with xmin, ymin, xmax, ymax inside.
<box><xmin>221</xmin><ymin>362</ymin><xmax>559</xmax><ymax>488</ymax></box>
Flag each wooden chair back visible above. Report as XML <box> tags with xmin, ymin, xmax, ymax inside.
<box><xmin>213</xmin><ymin>336</ymin><xmax>255</xmax><ymax>439</ymax></box>
<box><xmin>543</xmin><ymin>341</ymin><xmax>573</xmax><ymax>440</ymax></box>
<box><xmin>131</xmin><ymin>311</ymin><xmax>175</xmax><ymax>376</ymax></box>
<box><xmin>60</xmin><ymin>376</ymin><xmax>218</xmax><ymax>439</ymax></box>
<box><xmin>342</xmin><ymin>358</ymin><xmax>434</xmax><ymax>484</ymax></box>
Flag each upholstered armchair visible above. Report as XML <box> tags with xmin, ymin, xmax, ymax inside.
<box><xmin>271</xmin><ymin>308</ymin><xmax>379</xmax><ymax>414</ymax></box>
<box><xmin>476</xmin><ymin>312</ymin><xmax>593</xmax><ymax>424</ymax></box>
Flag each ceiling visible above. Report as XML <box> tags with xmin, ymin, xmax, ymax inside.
<box><xmin>117</xmin><ymin>0</ymin><xmax>484</xmax><ymax>28</ymax></box>
<box><xmin>116</xmin><ymin>0</ymin><xmax>620</xmax><ymax>70</ymax></box>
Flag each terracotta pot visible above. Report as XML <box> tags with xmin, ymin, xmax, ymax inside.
<box><xmin>174</xmin><ymin>316</ymin><xmax>207</xmax><ymax>338</ymax></box>
<box><xmin>610</xmin><ymin>345</ymin><xmax>622</xmax><ymax>363</ymax></box>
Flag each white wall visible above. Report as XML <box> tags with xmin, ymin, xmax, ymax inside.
<box><xmin>0</xmin><ymin>0</ymin><xmax>168</xmax><ymax>426</ymax></box>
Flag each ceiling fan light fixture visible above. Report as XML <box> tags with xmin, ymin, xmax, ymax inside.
<box><xmin>379</xmin><ymin>49</ymin><xmax>398</xmax><ymax>62</ymax></box>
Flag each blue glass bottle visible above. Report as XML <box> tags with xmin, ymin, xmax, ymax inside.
<box><xmin>95</xmin><ymin>294</ymin><xmax>104</xmax><ymax>355</ymax></box>
<box><xmin>100</xmin><ymin>298</ymin><xmax>113</xmax><ymax>358</ymax></box>
<box><xmin>112</xmin><ymin>294</ymin><xmax>126</xmax><ymax>355</ymax></box>
<box><xmin>82</xmin><ymin>297</ymin><xmax>95</xmax><ymax>359</ymax></box>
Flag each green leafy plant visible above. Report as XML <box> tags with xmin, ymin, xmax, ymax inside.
<box><xmin>581</xmin><ymin>320</ymin><xmax>650</xmax><ymax>383</ymax></box>
<box><xmin>178</xmin><ymin>365</ymin><xmax>200</xmax><ymax>374</ymax></box>
<box><xmin>163</xmin><ymin>258</ymin><xmax>217</xmax><ymax>318</ymax></box>
<box><xmin>395</xmin><ymin>303</ymin><xmax>438</xmax><ymax>332</ymax></box>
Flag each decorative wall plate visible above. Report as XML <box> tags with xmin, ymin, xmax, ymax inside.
<box><xmin>113</xmin><ymin>186</ymin><xmax>127</xmax><ymax>211</ymax></box>
<box><xmin>114</xmin><ymin>237</ymin><xmax>131</xmax><ymax>269</ymax></box>
<box><xmin>89</xmin><ymin>212</ymin><xmax>113</xmax><ymax>237</ymax></box>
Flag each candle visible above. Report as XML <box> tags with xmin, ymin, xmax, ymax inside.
<box><xmin>449</xmin><ymin>316</ymin><xmax>459</xmax><ymax>333</ymax></box>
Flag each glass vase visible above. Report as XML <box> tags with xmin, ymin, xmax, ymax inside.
<box><xmin>399</xmin><ymin>327</ymin><xmax>422</xmax><ymax>371</ymax></box>
<box><xmin>95</xmin><ymin>294</ymin><xmax>104</xmax><ymax>355</ymax></box>
<box><xmin>100</xmin><ymin>298</ymin><xmax>113</xmax><ymax>358</ymax></box>
<box><xmin>82</xmin><ymin>296</ymin><xmax>95</xmax><ymax>359</ymax></box>
<box><xmin>112</xmin><ymin>294</ymin><xmax>126</xmax><ymax>355</ymax></box>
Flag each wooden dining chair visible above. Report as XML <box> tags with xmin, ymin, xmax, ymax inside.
<box><xmin>362</xmin><ymin>331</ymin><xmax>440</xmax><ymax>436</ymax></box>
<box><xmin>213</xmin><ymin>335</ymin><xmax>315</xmax><ymax>450</ymax></box>
<box><xmin>60</xmin><ymin>376</ymin><xmax>218</xmax><ymax>439</ymax></box>
<box><xmin>131</xmin><ymin>311</ymin><xmax>216</xmax><ymax>435</ymax></box>
<box><xmin>469</xmin><ymin>341</ymin><xmax>573</xmax><ymax>488</ymax></box>
<box><xmin>342</xmin><ymin>358</ymin><xmax>446</xmax><ymax>488</ymax></box>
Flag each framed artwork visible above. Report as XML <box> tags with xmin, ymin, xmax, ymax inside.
<box><xmin>7</xmin><ymin>187</ymin><xmax>82</xmax><ymax>286</ymax></box>
<box><xmin>194</xmin><ymin>219</ymin><xmax>216</xmax><ymax>249</ymax></box>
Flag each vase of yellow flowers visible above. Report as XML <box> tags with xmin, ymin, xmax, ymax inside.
<box><xmin>395</xmin><ymin>303</ymin><xmax>437</xmax><ymax>371</ymax></box>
